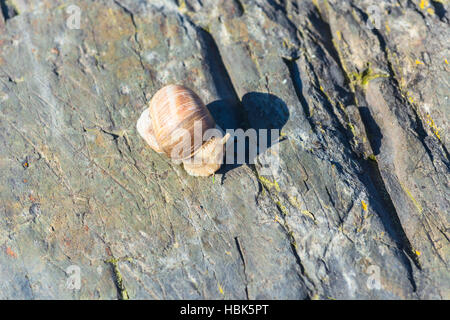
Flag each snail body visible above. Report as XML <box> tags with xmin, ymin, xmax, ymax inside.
<box><xmin>137</xmin><ymin>85</ymin><xmax>230</xmax><ymax>176</ymax></box>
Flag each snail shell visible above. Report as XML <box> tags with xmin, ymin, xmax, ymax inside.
<box><xmin>137</xmin><ymin>85</ymin><xmax>230</xmax><ymax>176</ymax></box>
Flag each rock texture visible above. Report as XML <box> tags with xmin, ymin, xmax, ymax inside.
<box><xmin>0</xmin><ymin>0</ymin><xmax>448</xmax><ymax>299</ymax></box>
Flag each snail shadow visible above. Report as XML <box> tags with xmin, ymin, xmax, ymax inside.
<box><xmin>207</xmin><ymin>92</ymin><xmax>290</xmax><ymax>176</ymax></box>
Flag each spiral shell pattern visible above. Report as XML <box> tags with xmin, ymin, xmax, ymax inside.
<box><xmin>148</xmin><ymin>85</ymin><xmax>215</xmax><ymax>161</ymax></box>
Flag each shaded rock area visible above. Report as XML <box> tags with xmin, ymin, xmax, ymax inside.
<box><xmin>0</xmin><ymin>0</ymin><xmax>448</xmax><ymax>299</ymax></box>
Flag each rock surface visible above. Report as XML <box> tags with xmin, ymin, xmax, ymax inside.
<box><xmin>0</xmin><ymin>0</ymin><xmax>448</xmax><ymax>299</ymax></box>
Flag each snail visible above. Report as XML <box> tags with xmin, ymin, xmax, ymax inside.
<box><xmin>137</xmin><ymin>84</ymin><xmax>231</xmax><ymax>176</ymax></box>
